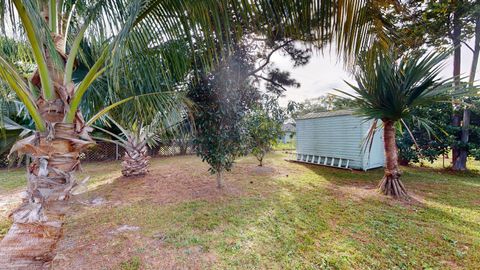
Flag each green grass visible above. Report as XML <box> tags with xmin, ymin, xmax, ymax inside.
<box><xmin>413</xmin><ymin>152</ymin><xmax>480</xmax><ymax>172</ymax></box>
<box><xmin>0</xmin><ymin>160</ymin><xmax>122</xmax><ymax>193</ymax></box>
<box><xmin>0</xmin><ymin>168</ymin><xmax>27</xmax><ymax>191</ymax></box>
<box><xmin>1</xmin><ymin>154</ymin><xmax>480</xmax><ymax>269</ymax></box>
<box><xmin>118</xmin><ymin>257</ymin><xmax>141</xmax><ymax>270</ymax></box>
<box><xmin>273</xmin><ymin>141</ymin><xmax>296</xmax><ymax>151</ymax></box>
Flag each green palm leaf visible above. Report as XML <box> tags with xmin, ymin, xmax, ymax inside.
<box><xmin>342</xmin><ymin>49</ymin><xmax>451</xmax><ymax>122</ymax></box>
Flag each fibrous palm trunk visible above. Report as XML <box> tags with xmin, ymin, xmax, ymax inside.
<box><xmin>0</xmin><ymin>33</ymin><xmax>94</xmax><ymax>267</ymax></box>
<box><xmin>378</xmin><ymin>120</ymin><xmax>408</xmax><ymax>199</ymax></box>
<box><xmin>0</xmin><ymin>99</ymin><xmax>93</xmax><ymax>268</ymax></box>
<box><xmin>121</xmin><ymin>137</ymin><xmax>150</xmax><ymax>177</ymax></box>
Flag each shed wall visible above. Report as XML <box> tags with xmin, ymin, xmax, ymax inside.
<box><xmin>362</xmin><ymin>128</ymin><xmax>385</xmax><ymax>170</ymax></box>
<box><xmin>296</xmin><ymin>114</ymin><xmax>384</xmax><ymax>170</ymax></box>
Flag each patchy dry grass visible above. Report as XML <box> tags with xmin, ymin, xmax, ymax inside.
<box><xmin>0</xmin><ymin>168</ymin><xmax>27</xmax><ymax>192</ymax></box>
<box><xmin>1</xmin><ymin>153</ymin><xmax>480</xmax><ymax>269</ymax></box>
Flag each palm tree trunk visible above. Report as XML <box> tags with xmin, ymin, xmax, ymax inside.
<box><xmin>121</xmin><ymin>138</ymin><xmax>150</xmax><ymax>177</ymax></box>
<box><xmin>0</xmin><ymin>111</ymin><xmax>93</xmax><ymax>268</ymax></box>
<box><xmin>378</xmin><ymin>120</ymin><xmax>408</xmax><ymax>199</ymax></box>
<box><xmin>0</xmin><ymin>23</ymin><xmax>95</xmax><ymax>265</ymax></box>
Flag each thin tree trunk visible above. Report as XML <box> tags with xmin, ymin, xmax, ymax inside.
<box><xmin>378</xmin><ymin>120</ymin><xmax>408</xmax><ymax>199</ymax></box>
<box><xmin>451</xmin><ymin>2</ymin><xmax>463</xmax><ymax>168</ymax></box>
<box><xmin>216</xmin><ymin>170</ymin><xmax>223</xmax><ymax>189</ymax></box>
<box><xmin>454</xmin><ymin>108</ymin><xmax>470</xmax><ymax>170</ymax></box>
<box><xmin>257</xmin><ymin>154</ymin><xmax>265</xmax><ymax>167</ymax></box>
<box><xmin>179</xmin><ymin>142</ymin><xmax>188</xmax><ymax>155</ymax></box>
<box><xmin>121</xmin><ymin>138</ymin><xmax>150</xmax><ymax>177</ymax></box>
<box><xmin>453</xmin><ymin>14</ymin><xmax>480</xmax><ymax>171</ymax></box>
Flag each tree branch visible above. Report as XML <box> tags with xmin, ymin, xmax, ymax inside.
<box><xmin>247</xmin><ymin>40</ymin><xmax>293</xmax><ymax>76</ymax></box>
<box><xmin>253</xmin><ymin>74</ymin><xmax>288</xmax><ymax>92</ymax></box>
<box><xmin>461</xmin><ymin>40</ymin><xmax>474</xmax><ymax>53</ymax></box>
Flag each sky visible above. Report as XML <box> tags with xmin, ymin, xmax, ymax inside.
<box><xmin>272</xmin><ymin>41</ymin><xmax>480</xmax><ymax>107</ymax></box>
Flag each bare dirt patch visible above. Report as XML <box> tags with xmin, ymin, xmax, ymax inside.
<box><xmin>53</xmin><ymin>228</ymin><xmax>217</xmax><ymax>270</ymax></box>
<box><xmin>328</xmin><ymin>183</ymin><xmax>379</xmax><ymax>201</ymax></box>
<box><xmin>53</xmin><ymin>156</ymin><xmax>248</xmax><ymax>269</ymax></box>
<box><xmin>0</xmin><ymin>190</ymin><xmax>22</xmax><ymax>221</ymax></box>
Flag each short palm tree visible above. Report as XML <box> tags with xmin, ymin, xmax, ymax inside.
<box><xmin>78</xmin><ymin>38</ymin><xmax>191</xmax><ymax>177</ymax></box>
<box><xmin>94</xmin><ymin>108</ymin><xmax>188</xmax><ymax>177</ymax></box>
<box><xmin>341</xmin><ymin>49</ymin><xmax>449</xmax><ymax>199</ymax></box>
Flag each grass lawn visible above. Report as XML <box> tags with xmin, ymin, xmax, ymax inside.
<box><xmin>273</xmin><ymin>141</ymin><xmax>296</xmax><ymax>151</ymax></box>
<box><xmin>0</xmin><ymin>153</ymin><xmax>479</xmax><ymax>269</ymax></box>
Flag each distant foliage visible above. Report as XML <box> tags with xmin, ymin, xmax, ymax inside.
<box><xmin>288</xmin><ymin>94</ymin><xmax>354</xmax><ymax>119</ymax></box>
<box><xmin>397</xmin><ymin>101</ymin><xmax>480</xmax><ymax>165</ymax></box>
<box><xmin>380</xmin><ymin>0</ymin><xmax>479</xmax><ymax>51</ymax></box>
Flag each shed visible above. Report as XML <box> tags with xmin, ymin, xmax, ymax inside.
<box><xmin>280</xmin><ymin>123</ymin><xmax>295</xmax><ymax>143</ymax></box>
<box><xmin>293</xmin><ymin>110</ymin><xmax>384</xmax><ymax>170</ymax></box>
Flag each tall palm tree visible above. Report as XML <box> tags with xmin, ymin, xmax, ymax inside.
<box><xmin>340</xmin><ymin>49</ymin><xmax>450</xmax><ymax>199</ymax></box>
<box><xmin>0</xmin><ymin>0</ymin><xmax>376</xmax><ymax>267</ymax></box>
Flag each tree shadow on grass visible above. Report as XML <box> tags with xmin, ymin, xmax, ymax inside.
<box><xmin>280</xmin><ymin>164</ymin><xmax>480</xmax><ymax>268</ymax></box>
<box><xmin>293</xmin><ymin>162</ymin><xmax>480</xmax><ymax>212</ymax></box>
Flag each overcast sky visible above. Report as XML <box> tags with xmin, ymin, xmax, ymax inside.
<box><xmin>272</xmin><ymin>41</ymin><xmax>480</xmax><ymax>107</ymax></box>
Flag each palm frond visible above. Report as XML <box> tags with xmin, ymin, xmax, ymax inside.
<box><xmin>341</xmin><ymin>48</ymin><xmax>451</xmax><ymax>122</ymax></box>
<box><xmin>0</xmin><ymin>49</ymin><xmax>43</xmax><ymax>130</ymax></box>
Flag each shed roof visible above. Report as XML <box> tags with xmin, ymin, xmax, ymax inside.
<box><xmin>296</xmin><ymin>109</ymin><xmax>354</xmax><ymax>120</ymax></box>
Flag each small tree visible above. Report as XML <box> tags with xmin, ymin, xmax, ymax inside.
<box><xmin>246</xmin><ymin>109</ymin><xmax>282</xmax><ymax>166</ymax></box>
<box><xmin>341</xmin><ymin>49</ymin><xmax>450</xmax><ymax>199</ymax></box>
<box><xmin>94</xmin><ymin>117</ymin><xmax>165</xmax><ymax>177</ymax></box>
<box><xmin>188</xmin><ymin>50</ymin><xmax>259</xmax><ymax>188</ymax></box>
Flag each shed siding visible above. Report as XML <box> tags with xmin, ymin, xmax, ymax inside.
<box><xmin>296</xmin><ymin>114</ymin><xmax>384</xmax><ymax>170</ymax></box>
<box><xmin>363</xmin><ymin>128</ymin><xmax>385</xmax><ymax>170</ymax></box>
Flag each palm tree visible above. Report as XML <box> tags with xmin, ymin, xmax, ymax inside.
<box><xmin>0</xmin><ymin>0</ymin><xmax>376</xmax><ymax>266</ymax></box>
<box><xmin>0</xmin><ymin>1</ymin><xmax>220</xmax><ymax>266</ymax></box>
<box><xmin>77</xmin><ymin>37</ymin><xmax>191</xmax><ymax>177</ymax></box>
<box><xmin>341</xmin><ymin>49</ymin><xmax>449</xmax><ymax>199</ymax></box>
<box><xmin>94</xmin><ymin>109</ymin><xmax>188</xmax><ymax>177</ymax></box>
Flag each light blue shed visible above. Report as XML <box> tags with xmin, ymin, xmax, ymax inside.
<box><xmin>293</xmin><ymin>110</ymin><xmax>384</xmax><ymax>171</ymax></box>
